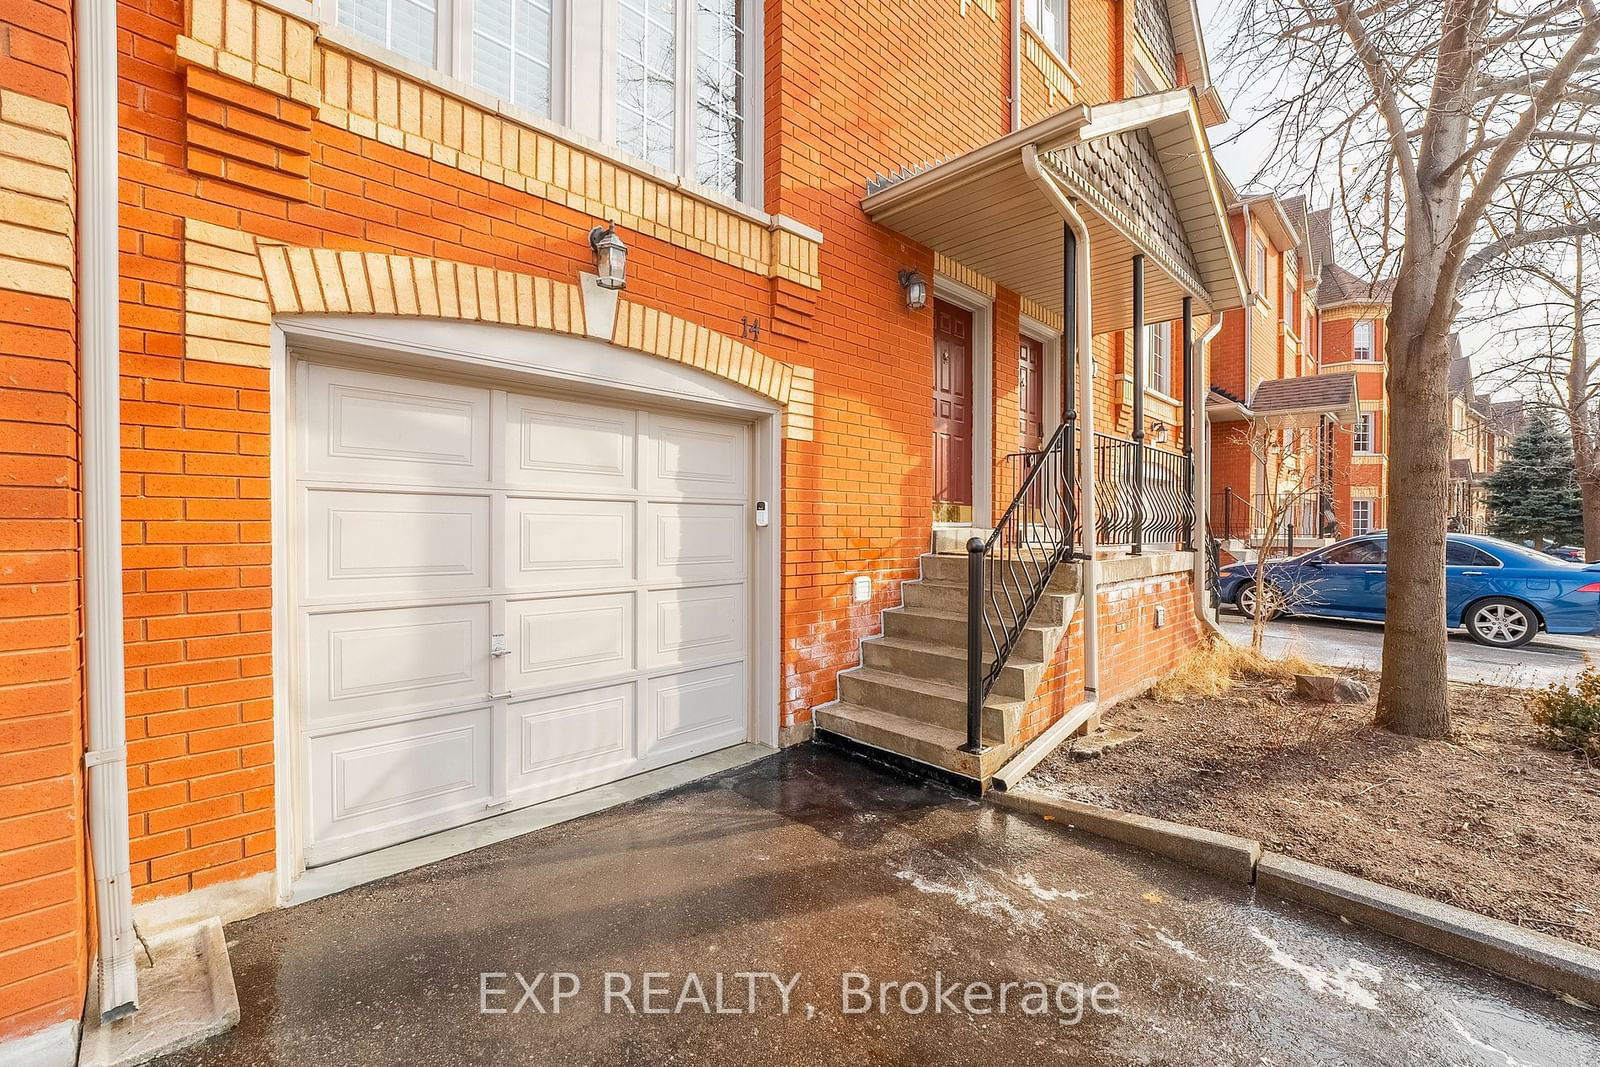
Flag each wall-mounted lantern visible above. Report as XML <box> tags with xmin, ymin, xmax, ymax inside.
<box><xmin>589</xmin><ymin>223</ymin><xmax>628</xmax><ymax>290</ymax></box>
<box><xmin>1150</xmin><ymin>420</ymin><xmax>1170</xmax><ymax>445</ymax></box>
<box><xmin>898</xmin><ymin>269</ymin><xmax>928</xmax><ymax>311</ymax></box>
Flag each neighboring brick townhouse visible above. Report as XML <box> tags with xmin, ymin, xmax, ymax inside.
<box><xmin>0</xmin><ymin>0</ymin><xmax>1247</xmax><ymax>1055</ymax></box>
<box><xmin>1206</xmin><ymin>189</ymin><xmax>1359</xmax><ymax>558</ymax></box>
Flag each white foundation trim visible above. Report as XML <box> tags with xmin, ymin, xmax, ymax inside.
<box><xmin>0</xmin><ymin>1022</ymin><xmax>78</xmax><ymax>1067</ymax></box>
<box><xmin>132</xmin><ymin>872</ymin><xmax>278</xmax><ymax>938</ymax></box>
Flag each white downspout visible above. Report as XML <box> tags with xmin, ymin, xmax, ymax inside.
<box><xmin>80</xmin><ymin>0</ymin><xmax>139</xmax><ymax>1021</ymax></box>
<box><xmin>1021</xmin><ymin>146</ymin><xmax>1098</xmax><ymax>701</ymax></box>
<box><xmin>1193</xmin><ymin>317</ymin><xmax>1225</xmax><ymax>637</ymax></box>
<box><xmin>1010</xmin><ymin>0</ymin><xmax>1023</xmax><ymax>132</ymax></box>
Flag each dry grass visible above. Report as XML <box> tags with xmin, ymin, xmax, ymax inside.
<box><xmin>1148</xmin><ymin>638</ymin><xmax>1323</xmax><ymax>701</ymax></box>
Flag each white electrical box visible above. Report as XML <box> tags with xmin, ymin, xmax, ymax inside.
<box><xmin>851</xmin><ymin>575</ymin><xmax>872</xmax><ymax>603</ymax></box>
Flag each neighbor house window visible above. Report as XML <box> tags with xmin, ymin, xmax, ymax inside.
<box><xmin>1354</xmin><ymin>413</ymin><xmax>1374</xmax><ymax>453</ymax></box>
<box><xmin>1253</xmin><ymin>242</ymin><xmax>1268</xmax><ymax>296</ymax></box>
<box><xmin>331</xmin><ymin>0</ymin><xmax>757</xmax><ymax>203</ymax></box>
<box><xmin>1026</xmin><ymin>0</ymin><xmax>1067</xmax><ymax>56</ymax></box>
<box><xmin>1352</xmin><ymin>498</ymin><xmax>1374</xmax><ymax>534</ymax></box>
<box><xmin>1146</xmin><ymin>320</ymin><xmax>1173</xmax><ymax>397</ymax></box>
<box><xmin>1353</xmin><ymin>320</ymin><xmax>1375</xmax><ymax>361</ymax></box>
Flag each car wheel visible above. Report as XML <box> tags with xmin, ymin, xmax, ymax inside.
<box><xmin>1465</xmin><ymin>598</ymin><xmax>1538</xmax><ymax>649</ymax></box>
<box><xmin>1236</xmin><ymin>583</ymin><xmax>1281</xmax><ymax>621</ymax></box>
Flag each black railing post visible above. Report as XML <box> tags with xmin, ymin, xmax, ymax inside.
<box><xmin>962</xmin><ymin>536</ymin><xmax>986</xmax><ymax>755</ymax></box>
<box><xmin>1288</xmin><ymin>521</ymin><xmax>1295</xmax><ymax>558</ymax></box>
<box><xmin>1224</xmin><ymin>488</ymin><xmax>1233</xmax><ymax>540</ymax></box>
<box><xmin>1063</xmin><ymin>223</ymin><xmax>1078</xmax><ymax>498</ymax></box>
<box><xmin>1180</xmin><ymin>295</ymin><xmax>1194</xmax><ymax>551</ymax></box>
<box><xmin>1131</xmin><ymin>254</ymin><xmax>1146</xmax><ymax>555</ymax></box>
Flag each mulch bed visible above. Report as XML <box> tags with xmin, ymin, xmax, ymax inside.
<box><xmin>1026</xmin><ymin>671</ymin><xmax>1600</xmax><ymax>949</ymax></box>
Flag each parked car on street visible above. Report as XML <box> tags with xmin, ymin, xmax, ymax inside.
<box><xmin>1545</xmin><ymin>544</ymin><xmax>1588</xmax><ymax>563</ymax></box>
<box><xmin>1216</xmin><ymin>533</ymin><xmax>1600</xmax><ymax>648</ymax></box>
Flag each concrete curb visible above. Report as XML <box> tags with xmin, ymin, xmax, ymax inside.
<box><xmin>990</xmin><ymin>789</ymin><xmax>1261</xmax><ymax>883</ymax></box>
<box><xmin>1256</xmin><ymin>852</ymin><xmax>1600</xmax><ymax>1008</ymax></box>
<box><xmin>992</xmin><ymin>788</ymin><xmax>1600</xmax><ymax>1007</ymax></box>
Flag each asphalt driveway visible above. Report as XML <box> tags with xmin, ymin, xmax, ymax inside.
<box><xmin>1218</xmin><ymin>609</ymin><xmax>1600</xmax><ymax>688</ymax></box>
<box><xmin>151</xmin><ymin>746</ymin><xmax>1600</xmax><ymax>1066</ymax></box>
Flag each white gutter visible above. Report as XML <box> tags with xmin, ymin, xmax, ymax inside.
<box><xmin>1009</xmin><ymin>0</ymin><xmax>1022</xmax><ymax>133</ymax></box>
<box><xmin>1021</xmin><ymin>145</ymin><xmax>1099</xmax><ymax>700</ymax></box>
<box><xmin>1193</xmin><ymin>316</ymin><xmax>1226</xmax><ymax>637</ymax></box>
<box><xmin>80</xmin><ymin>0</ymin><xmax>139</xmax><ymax>1021</ymax></box>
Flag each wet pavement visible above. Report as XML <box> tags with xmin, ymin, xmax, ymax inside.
<box><xmin>151</xmin><ymin>746</ymin><xmax>1600</xmax><ymax>1066</ymax></box>
<box><xmin>1218</xmin><ymin>609</ymin><xmax>1600</xmax><ymax>689</ymax></box>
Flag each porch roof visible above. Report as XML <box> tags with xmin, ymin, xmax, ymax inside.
<box><xmin>1248</xmin><ymin>372</ymin><xmax>1361</xmax><ymax>424</ymax></box>
<box><xmin>861</xmin><ymin>90</ymin><xmax>1246</xmax><ymax>334</ymax></box>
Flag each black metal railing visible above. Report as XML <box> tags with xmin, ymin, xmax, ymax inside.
<box><xmin>964</xmin><ymin>422</ymin><xmax>1080</xmax><ymax>753</ymax></box>
<box><xmin>1094</xmin><ymin>433</ymin><xmax>1193</xmax><ymax>551</ymax></box>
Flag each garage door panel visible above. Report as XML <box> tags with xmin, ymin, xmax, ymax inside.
<box><xmin>642</xmin><ymin>663</ymin><xmax>746</xmax><ymax>761</ymax></box>
<box><xmin>507</xmin><ymin>393</ymin><xmax>636</xmax><ymax>491</ymax></box>
<box><xmin>642</xmin><ymin>413</ymin><xmax>747</xmax><ymax>498</ymax></box>
<box><xmin>306</xmin><ymin>603</ymin><xmax>490</xmax><ymax>722</ymax></box>
<box><xmin>506</xmin><ymin>498</ymin><xmax>635</xmax><ymax>589</ymax></box>
<box><xmin>644</xmin><ymin>584</ymin><xmax>745</xmax><ymax>669</ymax></box>
<box><xmin>507</xmin><ymin>684</ymin><xmax>636</xmax><ymax>798</ymax></box>
<box><xmin>646</xmin><ymin>502</ymin><xmax>746</xmax><ymax>582</ymax></box>
<box><xmin>307</xmin><ymin>490</ymin><xmax>491</xmax><ymax>599</ymax></box>
<box><xmin>303</xmin><ymin>363</ymin><xmax>491</xmax><ymax>482</ymax></box>
<box><xmin>308</xmin><ymin>706</ymin><xmax>494</xmax><ymax>863</ymax></box>
<box><xmin>508</xmin><ymin>593</ymin><xmax>634</xmax><ymax>691</ymax></box>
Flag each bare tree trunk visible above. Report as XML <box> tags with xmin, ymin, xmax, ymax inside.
<box><xmin>1566</xmin><ymin>243</ymin><xmax>1600</xmax><ymax>560</ymax></box>
<box><xmin>1375</xmin><ymin>288</ymin><xmax>1454</xmax><ymax>738</ymax></box>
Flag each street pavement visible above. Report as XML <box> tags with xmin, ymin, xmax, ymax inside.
<box><xmin>1217</xmin><ymin>608</ymin><xmax>1599</xmax><ymax>689</ymax></box>
<box><xmin>148</xmin><ymin>746</ymin><xmax>1600</xmax><ymax>1066</ymax></box>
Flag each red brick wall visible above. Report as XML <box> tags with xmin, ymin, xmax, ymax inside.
<box><xmin>0</xmin><ymin>0</ymin><xmax>91</xmax><ymax>1043</ymax></box>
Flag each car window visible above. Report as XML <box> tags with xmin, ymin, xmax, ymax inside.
<box><xmin>1322</xmin><ymin>539</ymin><xmax>1385</xmax><ymax>565</ymax></box>
<box><xmin>1445</xmin><ymin>542</ymin><xmax>1500</xmax><ymax>567</ymax></box>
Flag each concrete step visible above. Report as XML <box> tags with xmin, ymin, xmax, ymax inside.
<box><xmin>861</xmin><ymin>635</ymin><xmax>1042</xmax><ymax>699</ymax></box>
<box><xmin>917</xmin><ymin>552</ymin><xmax>1083</xmax><ymax>594</ymax></box>
<box><xmin>814</xmin><ymin>702</ymin><xmax>1014</xmax><ymax>781</ymax></box>
<box><xmin>882</xmin><ymin>606</ymin><xmax>1054</xmax><ymax>661</ymax></box>
<box><xmin>837</xmin><ymin>667</ymin><xmax>1020</xmax><ymax>742</ymax></box>
<box><xmin>902</xmin><ymin>578</ymin><xmax>1075</xmax><ymax>626</ymax></box>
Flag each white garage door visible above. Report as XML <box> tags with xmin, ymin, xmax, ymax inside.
<box><xmin>294</xmin><ymin>360</ymin><xmax>752</xmax><ymax>865</ymax></box>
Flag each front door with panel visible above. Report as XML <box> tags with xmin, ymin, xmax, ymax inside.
<box><xmin>932</xmin><ymin>299</ymin><xmax>975</xmax><ymax>521</ymax></box>
<box><xmin>294</xmin><ymin>360</ymin><xmax>752</xmax><ymax>866</ymax></box>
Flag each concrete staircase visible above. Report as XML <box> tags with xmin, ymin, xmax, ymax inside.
<box><xmin>815</xmin><ymin>550</ymin><xmax>1081</xmax><ymax>786</ymax></box>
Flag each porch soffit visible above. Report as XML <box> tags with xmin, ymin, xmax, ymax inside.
<box><xmin>862</xmin><ymin>90</ymin><xmax>1245</xmax><ymax>336</ymax></box>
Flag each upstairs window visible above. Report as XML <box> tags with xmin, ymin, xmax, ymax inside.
<box><xmin>1351</xmin><ymin>499</ymin><xmax>1375</xmax><ymax>535</ymax></box>
<box><xmin>1354</xmin><ymin>413</ymin><xmax>1375</xmax><ymax>453</ymax></box>
<box><xmin>331</xmin><ymin>0</ymin><xmax>756</xmax><ymax>203</ymax></box>
<box><xmin>1353</xmin><ymin>320</ymin><xmax>1375</xmax><ymax>361</ymax></box>
<box><xmin>1026</xmin><ymin>0</ymin><xmax>1068</xmax><ymax>57</ymax></box>
<box><xmin>1252</xmin><ymin>241</ymin><xmax>1268</xmax><ymax>298</ymax></box>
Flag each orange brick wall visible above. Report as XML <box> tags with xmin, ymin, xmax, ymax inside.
<box><xmin>0</xmin><ymin>0</ymin><xmax>91</xmax><ymax>1044</ymax></box>
<box><xmin>1322</xmin><ymin>310</ymin><xmax>1388</xmax><ymax>532</ymax></box>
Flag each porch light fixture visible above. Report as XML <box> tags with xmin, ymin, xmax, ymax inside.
<box><xmin>1150</xmin><ymin>420</ymin><xmax>1170</xmax><ymax>444</ymax></box>
<box><xmin>898</xmin><ymin>269</ymin><xmax>928</xmax><ymax>311</ymax></box>
<box><xmin>589</xmin><ymin>223</ymin><xmax>628</xmax><ymax>290</ymax></box>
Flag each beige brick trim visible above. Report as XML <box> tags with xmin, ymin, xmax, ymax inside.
<box><xmin>961</xmin><ymin>0</ymin><xmax>999</xmax><ymax>18</ymax></box>
<box><xmin>1023</xmin><ymin>25</ymin><xmax>1080</xmax><ymax>105</ymax></box>
<box><xmin>1019</xmin><ymin>297</ymin><xmax>1064</xmax><ymax>333</ymax></box>
<box><xmin>934</xmin><ymin>253</ymin><xmax>996</xmax><ymax>299</ymax></box>
<box><xmin>1321</xmin><ymin>303</ymin><xmax>1389</xmax><ymax>321</ymax></box>
<box><xmin>178</xmin><ymin>0</ymin><xmax>320</xmax><ymax>108</ymax></box>
<box><xmin>184</xmin><ymin>221</ymin><xmax>813</xmax><ymax>439</ymax></box>
<box><xmin>0</xmin><ymin>90</ymin><xmax>74</xmax><ymax>301</ymax></box>
<box><xmin>176</xmin><ymin>0</ymin><xmax>823</xmax><ymax>291</ymax></box>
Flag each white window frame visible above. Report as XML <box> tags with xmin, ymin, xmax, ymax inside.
<box><xmin>1351</xmin><ymin>498</ymin><xmax>1374</xmax><ymax>535</ymax></box>
<box><xmin>321</xmin><ymin>0</ymin><xmax>764</xmax><ymax>207</ymax></box>
<box><xmin>1145</xmin><ymin>319</ymin><xmax>1173</xmax><ymax>398</ymax></box>
<box><xmin>1025</xmin><ymin>0</ymin><xmax>1069</xmax><ymax>61</ymax></box>
<box><xmin>1353</xmin><ymin>320</ymin><xmax>1375</xmax><ymax>361</ymax></box>
<box><xmin>1353</xmin><ymin>412</ymin><xmax>1374</xmax><ymax>453</ymax></box>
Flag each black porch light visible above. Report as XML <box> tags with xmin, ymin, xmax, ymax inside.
<box><xmin>589</xmin><ymin>223</ymin><xmax>628</xmax><ymax>290</ymax></box>
<box><xmin>898</xmin><ymin>269</ymin><xmax>928</xmax><ymax>310</ymax></box>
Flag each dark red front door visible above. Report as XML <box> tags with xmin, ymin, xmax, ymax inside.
<box><xmin>932</xmin><ymin>300</ymin><xmax>974</xmax><ymax>510</ymax></box>
<box><xmin>1019</xmin><ymin>336</ymin><xmax>1044</xmax><ymax>451</ymax></box>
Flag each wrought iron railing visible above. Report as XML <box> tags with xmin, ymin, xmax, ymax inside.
<box><xmin>1094</xmin><ymin>433</ymin><xmax>1193</xmax><ymax>551</ymax></box>
<box><xmin>964</xmin><ymin>422</ymin><xmax>1080</xmax><ymax>753</ymax></box>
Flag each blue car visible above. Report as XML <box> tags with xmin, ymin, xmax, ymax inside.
<box><xmin>1216</xmin><ymin>533</ymin><xmax>1600</xmax><ymax>648</ymax></box>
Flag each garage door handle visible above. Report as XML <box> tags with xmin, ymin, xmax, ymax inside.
<box><xmin>490</xmin><ymin>634</ymin><xmax>511</xmax><ymax>658</ymax></box>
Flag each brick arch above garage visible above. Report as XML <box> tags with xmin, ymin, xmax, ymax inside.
<box><xmin>180</xmin><ymin>220</ymin><xmax>815</xmax><ymax>441</ymax></box>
